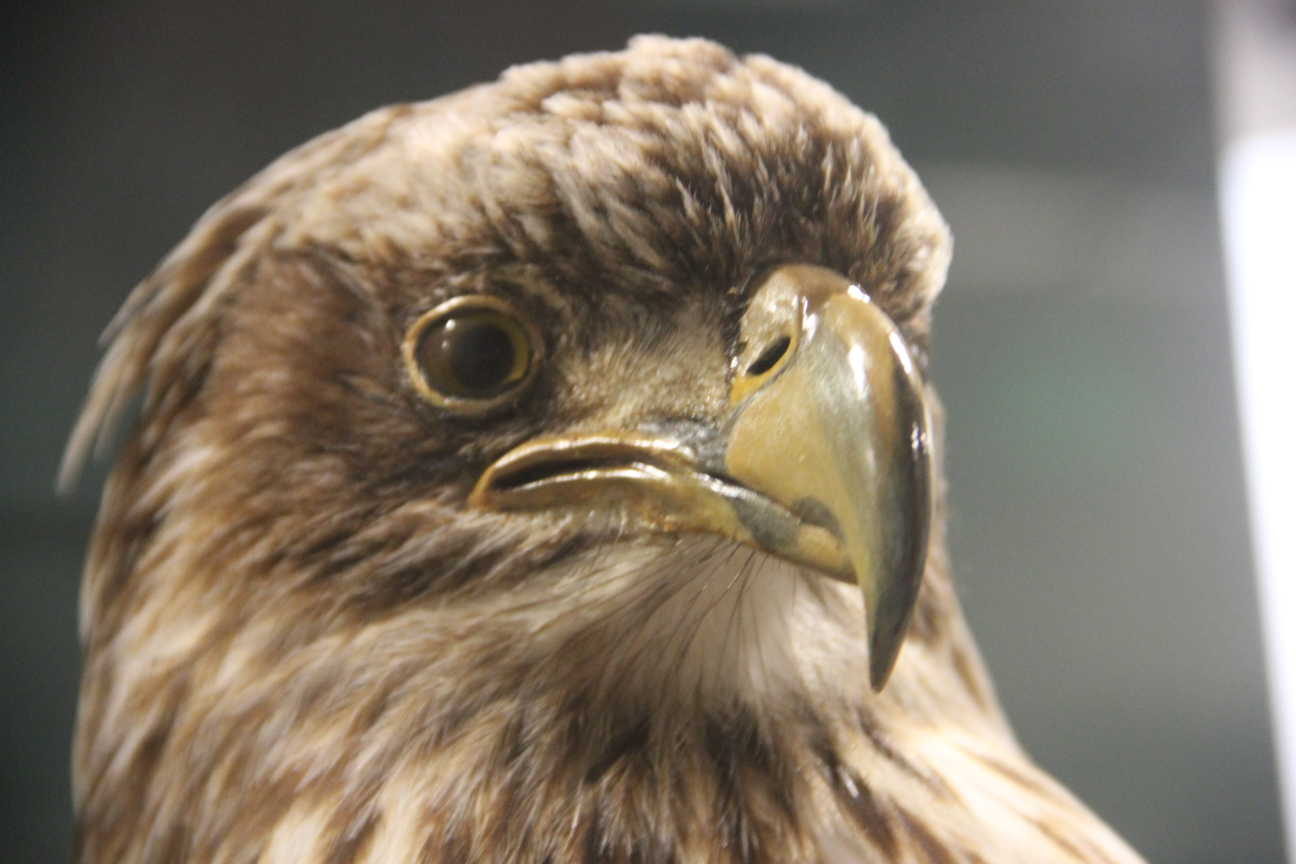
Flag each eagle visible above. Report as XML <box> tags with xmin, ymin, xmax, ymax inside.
<box><xmin>64</xmin><ymin>36</ymin><xmax>1144</xmax><ymax>864</ymax></box>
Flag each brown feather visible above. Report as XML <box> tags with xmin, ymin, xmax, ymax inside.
<box><xmin>68</xmin><ymin>36</ymin><xmax>1143</xmax><ymax>863</ymax></box>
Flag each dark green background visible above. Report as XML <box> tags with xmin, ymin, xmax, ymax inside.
<box><xmin>4</xmin><ymin>1</ymin><xmax>1281</xmax><ymax>861</ymax></box>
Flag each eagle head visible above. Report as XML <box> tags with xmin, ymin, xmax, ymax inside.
<box><xmin>66</xmin><ymin>35</ymin><xmax>1142</xmax><ymax>864</ymax></box>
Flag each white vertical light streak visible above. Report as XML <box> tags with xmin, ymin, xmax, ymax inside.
<box><xmin>1221</xmin><ymin>131</ymin><xmax>1296</xmax><ymax>860</ymax></box>
<box><xmin>1216</xmin><ymin>1</ymin><xmax>1296</xmax><ymax>855</ymax></box>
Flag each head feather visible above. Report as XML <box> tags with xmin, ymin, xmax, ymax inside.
<box><xmin>63</xmin><ymin>35</ymin><xmax>950</xmax><ymax>493</ymax></box>
<box><xmin>66</xmin><ymin>37</ymin><xmax>1144</xmax><ymax>864</ymax></box>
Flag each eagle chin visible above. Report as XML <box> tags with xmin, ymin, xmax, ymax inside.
<box><xmin>66</xmin><ymin>35</ymin><xmax>1144</xmax><ymax>864</ymax></box>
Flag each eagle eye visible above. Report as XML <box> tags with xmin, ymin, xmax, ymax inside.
<box><xmin>404</xmin><ymin>295</ymin><xmax>540</xmax><ymax>412</ymax></box>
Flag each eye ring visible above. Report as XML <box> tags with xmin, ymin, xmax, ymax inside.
<box><xmin>403</xmin><ymin>294</ymin><xmax>542</xmax><ymax>414</ymax></box>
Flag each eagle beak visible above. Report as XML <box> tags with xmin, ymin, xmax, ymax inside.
<box><xmin>722</xmin><ymin>265</ymin><xmax>932</xmax><ymax>688</ymax></box>
<box><xmin>470</xmin><ymin>265</ymin><xmax>932</xmax><ymax>690</ymax></box>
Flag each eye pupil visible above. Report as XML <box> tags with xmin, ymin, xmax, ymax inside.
<box><xmin>448</xmin><ymin>321</ymin><xmax>516</xmax><ymax>393</ymax></box>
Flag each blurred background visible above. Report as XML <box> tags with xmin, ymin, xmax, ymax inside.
<box><xmin>4</xmin><ymin>0</ymin><xmax>1288</xmax><ymax>861</ymax></box>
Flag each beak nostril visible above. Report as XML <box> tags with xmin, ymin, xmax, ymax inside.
<box><xmin>745</xmin><ymin>336</ymin><xmax>791</xmax><ymax>377</ymax></box>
